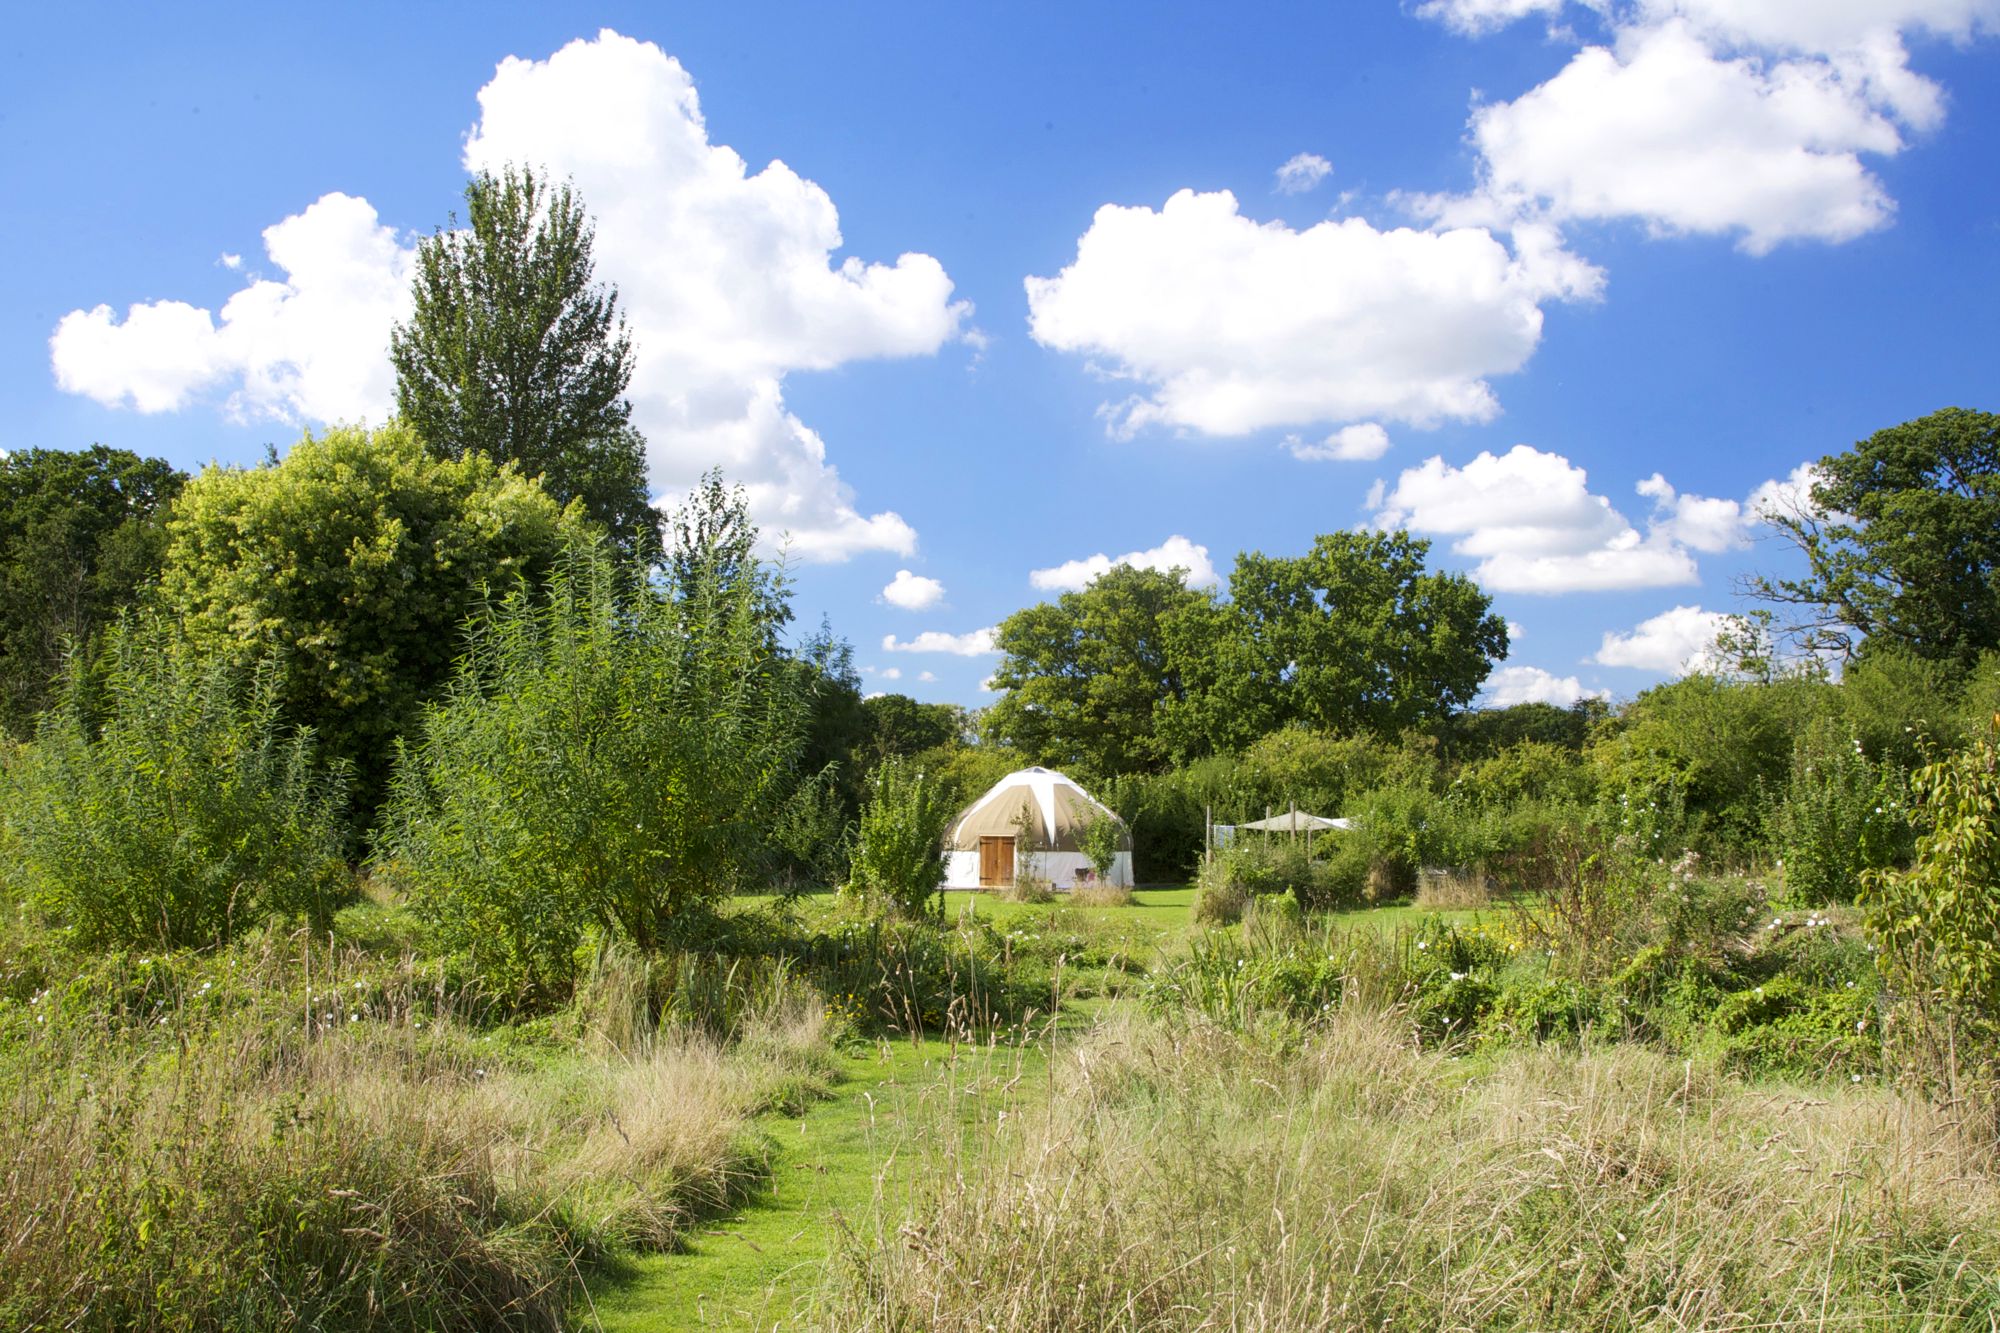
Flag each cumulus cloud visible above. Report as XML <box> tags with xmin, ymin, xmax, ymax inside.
<box><xmin>883</xmin><ymin>628</ymin><xmax>998</xmax><ymax>656</ymax></box>
<box><xmin>1025</xmin><ymin>189</ymin><xmax>1600</xmax><ymax>440</ymax></box>
<box><xmin>1506</xmin><ymin>619</ymin><xmax>1526</xmax><ymax>642</ymax></box>
<box><xmin>1417</xmin><ymin>0</ymin><xmax>1566</xmax><ymax>36</ymax></box>
<box><xmin>1485</xmin><ymin>665</ymin><xmax>1611</xmax><ymax>707</ymax></box>
<box><xmin>1028</xmin><ymin>534</ymin><xmax>1221</xmax><ymax>592</ymax></box>
<box><xmin>1274</xmin><ymin>152</ymin><xmax>1334</xmax><ymax>193</ymax></box>
<box><xmin>1370</xmin><ymin>445</ymin><xmax>1810</xmax><ymax>594</ymax></box>
<box><xmin>217</xmin><ymin>252</ymin><xmax>242</xmax><ymax>270</ymax></box>
<box><xmin>52</xmin><ymin>193</ymin><xmax>414</xmax><ymax>422</ymax></box>
<box><xmin>1419</xmin><ymin>3</ymin><xmax>1998</xmax><ymax>253</ymax></box>
<box><xmin>918</xmin><ymin>670</ymin><xmax>937</xmax><ymax>682</ymax></box>
<box><xmin>1287</xmin><ymin>422</ymin><xmax>1391</xmax><ymax>462</ymax></box>
<box><xmin>1593</xmin><ymin>604</ymin><xmax>1731</xmax><ymax>672</ymax></box>
<box><xmin>51</xmin><ymin>30</ymin><xmax>968</xmax><ymax>562</ymax></box>
<box><xmin>880</xmin><ymin>568</ymin><xmax>946</xmax><ymax>611</ymax></box>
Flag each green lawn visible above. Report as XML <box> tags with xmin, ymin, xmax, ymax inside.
<box><xmin>582</xmin><ymin>1035</ymin><xmax>1044</xmax><ymax>1332</ymax></box>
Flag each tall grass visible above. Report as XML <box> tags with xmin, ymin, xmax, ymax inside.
<box><xmin>0</xmin><ymin>930</ymin><xmax>826</xmax><ymax>1331</ymax></box>
<box><xmin>823</xmin><ymin>1012</ymin><xmax>2000</xmax><ymax>1330</ymax></box>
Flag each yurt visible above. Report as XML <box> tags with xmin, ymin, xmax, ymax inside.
<box><xmin>941</xmin><ymin>766</ymin><xmax>1134</xmax><ymax>890</ymax></box>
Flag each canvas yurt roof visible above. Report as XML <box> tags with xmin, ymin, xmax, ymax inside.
<box><xmin>944</xmin><ymin>766</ymin><xmax>1130</xmax><ymax>853</ymax></box>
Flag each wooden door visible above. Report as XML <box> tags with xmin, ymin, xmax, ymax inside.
<box><xmin>978</xmin><ymin>836</ymin><xmax>1014</xmax><ymax>888</ymax></box>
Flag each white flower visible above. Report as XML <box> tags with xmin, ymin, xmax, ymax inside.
<box><xmin>1856</xmin><ymin>1020</ymin><xmax>1867</xmax><ymax>1031</ymax></box>
<box><xmin>1450</xmin><ymin>971</ymin><xmax>1466</xmax><ymax>982</ymax></box>
<box><xmin>349</xmin><ymin>1013</ymin><xmax>359</xmax><ymax>1022</ymax></box>
<box><xmin>1416</xmin><ymin>941</ymin><xmax>1429</xmax><ymax>951</ymax></box>
<box><xmin>1851</xmin><ymin>1074</ymin><xmax>1863</xmax><ymax>1083</ymax></box>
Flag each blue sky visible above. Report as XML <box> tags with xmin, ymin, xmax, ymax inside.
<box><xmin>6</xmin><ymin>2</ymin><xmax>1998</xmax><ymax>710</ymax></box>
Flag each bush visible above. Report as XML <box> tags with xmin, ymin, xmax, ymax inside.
<box><xmin>1773</xmin><ymin>718</ymin><xmax>1913</xmax><ymax>903</ymax></box>
<box><xmin>157</xmin><ymin>422</ymin><xmax>581</xmax><ymax>814</ymax></box>
<box><xmin>378</xmin><ymin>540</ymin><xmax>806</xmax><ymax>1004</ymax></box>
<box><xmin>1863</xmin><ymin>723</ymin><xmax>2000</xmax><ymax>1080</ymax></box>
<box><xmin>5</xmin><ymin>622</ymin><xmax>351</xmax><ymax>949</ymax></box>
<box><xmin>846</xmin><ymin>755</ymin><xmax>955</xmax><ymax>918</ymax></box>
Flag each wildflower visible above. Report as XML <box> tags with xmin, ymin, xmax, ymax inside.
<box><xmin>349</xmin><ymin>1013</ymin><xmax>359</xmax><ymax>1023</ymax></box>
<box><xmin>1449</xmin><ymin>971</ymin><xmax>1466</xmax><ymax>982</ymax></box>
<box><xmin>1416</xmin><ymin>941</ymin><xmax>1429</xmax><ymax>951</ymax></box>
<box><xmin>1851</xmin><ymin>1074</ymin><xmax>1863</xmax><ymax>1083</ymax></box>
<box><xmin>1856</xmin><ymin>1019</ymin><xmax>1867</xmax><ymax>1031</ymax></box>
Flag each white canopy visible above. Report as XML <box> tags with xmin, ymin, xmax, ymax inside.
<box><xmin>1237</xmin><ymin>811</ymin><xmax>1351</xmax><ymax>833</ymax></box>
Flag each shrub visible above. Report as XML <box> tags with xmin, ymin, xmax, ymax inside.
<box><xmin>1076</xmin><ymin>810</ymin><xmax>1124</xmax><ymax>882</ymax></box>
<box><xmin>156</xmin><ymin>422</ymin><xmax>581</xmax><ymax>814</ymax></box>
<box><xmin>378</xmin><ymin>540</ymin><xmax>806</xmax><ymax>1004</ymax></box>
<box><xmin>846</xmin><ymin>755</ymin><xmax>955</xmax><ymax>918</ymax></box>
<box><xmin>1190</xmin><ymin>859</ymin><xmax>1248</xmax><ymax>926</ymax></box>
<box><xmin>1863</xmin><ymin>722</ymin><xmax>2000</xmax><ymax>1080</ymax></box>
<box><xmin>5</xmin><ymin>622</ymin><xmax>351</xmax><ymax>949</ymax></box>
<box><xmin>1772</xmin><ymin>718</ymin><xmax>1913</xmax><ymax>903</ymax></box>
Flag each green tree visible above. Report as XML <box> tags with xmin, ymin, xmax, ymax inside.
<box><xmin>863</xmin><ymin>693</ymin><xmax>968</xmax><ymax>763</ymax></box>
<box><xmin>1163</xmin><ymin>531</ymin><xmax>1507</xmax><ymax>757</ymax></box>
<box><xmin>1752</xmin><ymin>407</ymin><xmax>2000</xmax><ymax>669</ymax></box>
<box><xmin>391</xmin><ymin>164</ymin><xmax>659</xmax><ymax>558</ymax></box>
<box><xmin>0</xmin><ymin>446</ymin><xmax>184</xmax><ymax>735</ymax></box>
<box><xmin>985</xmin><ymin>564</ymin><xmax>1214</xmax><ymax>776</ymax></box>
<box><xmin>156</xmin><ymin>423</ymin><xmax>581</xmax><ymax>812</ymax></box>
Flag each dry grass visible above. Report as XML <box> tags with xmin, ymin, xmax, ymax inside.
<box><xmin>1415</xmin><ymin>870</ymin><xmax>1493</xmax><ymax>910</ymax></box>
<box><xmin>998</xmin><ymin>877</ymin><xmax>1056</xmax><ymax>905</ymax></box>
<box><xmin>0</xmin><ymin>938</ymin><xmax>826</xmax><ymax>1331</ymax></box>
<box><xmin>821</xmin><ymin>1010</ymin><xmax>2000</xmax><ymax>1331</ymax></box>
<box><xmin>1071</xmin><ymin>882</ymin><xmax>1135</xmax><ymax>908</ymax></box>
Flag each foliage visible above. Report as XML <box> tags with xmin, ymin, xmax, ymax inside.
<box><xmin>1863</xmin><ymin>722</ymin><xmax>2000</xmax><ymax>1045</ymax></box>
<box><xmin>1754</xmin><ymin>407</ymin><xmax>2000</xmax><ymax>668</ymax></box>
<box><xmin>0</xmin><ymin>445</ymin><xmax>185</xmax><ymax>736</ymax></box>
<box><xmin>156</xmin><ymin>422</ymin><xmax>580</xmax><ymax>814</ymax></box>
<box><xmin>4</xmin><ymin>620</ymin><xmax>350</xmax><ymax>949</ymax></box>
<box><xmin>1771</xmin><ymin>718</ymin><xmax>1913</xmax><ymax>903</ymax></box>
<box><xmin>861</xmin><ymin>692</ymin><xmax>967</xmax><ymax>764</ymax></box>
<box><xmin>391</xmin><ymin>164</ymin><xmax>658</xmax><ymax>559</ymax></box>
<box><xmin>1589</xmin><ymin>670</ymin><xmax>1827</xmax><ymax>856</ymax></box>
<box><xmin>1077</xmin><ymin>808</ymin><xmax>1125</xmax><ymax>880</ymax></box>
<box><xmin>846</xmin><ymin>756</ymin><xmax>955</xmax><ymax>918</ymax></box>
<box><xmin>985</xmin><ymin>563</ymin><xmax>1209</xmax><ymax>776</ymax></box>
<box><xmin>378</xmin><ymin>539</ymin><xmax>806</xmax><ymax>1003</ymax></box>
<box><xmin>1161</xmin><ymin>530</ymin><xmax>1507</xmax><ymax>757</ymax></box>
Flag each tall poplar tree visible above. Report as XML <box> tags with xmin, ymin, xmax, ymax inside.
<box><xmin>390</xmin><ymin>165</ymin><xmax>660</xmax><ymax>559</ymax></box>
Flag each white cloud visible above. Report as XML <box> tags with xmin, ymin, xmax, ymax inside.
<box><xmin>52</xmin><ymin>193</ymin><xmax>414</xmax><ymax>422</ymax></box>
<box><xmin>1025</xmin><ymin>189</ymin><xmax>1600</xmax><ymax>439</ymax></box>
<box><xmin>1028</xmin><ymin>534</ymin><xmax>1221</xmax><ymax>592</ymax></box>
<box><xmin>1287</xmin><ymin>422</ymin><xmax>1391</xmax><ymax>462</ymax></box>
<box><xmin>918</xmin><ymin>670</ymin><xmax>937</xmax><ymax>682</ymax></box>
<box><xmin>1747</xmin><ymin>461</ymin><xmax>1825</xmax><ymax>523</ymax></box>
<box><xmin>1274</xmin><ymin>152</ymin><xmax>1334</xmax><ymax>193</ymax></box>
<box><xmin>1506</xmin><ymin>619</ymin><xmax>1526</xmax><ymax>642</ymax></box>
<box><xmin>880</xmin><ymin>568</ymin><xmax>946</xmax><ymax>611</ymax></box>
<box><xmin>1422</xmin><ymin>3</ymin><xmax>2000</xmax><ymax>253</ymax></box>
<box><xmin>51</xmin><ymin>30</ymin><xmax>968</xmax><ymax>562</ymax></box>
<box><xmin>1485</xmin><ymin>665</ymin><xmax>1611</xmax><ymax>707</ymax></box>
<box><xmin>883</xmin><ymin>627</ymin><xmax>998</xmax><ymax>656</ymax></box>
<box><xmin>218</xmin><ymin>252</ymin><xmax>242</xmax><ymax>270</ymax></box>
<box><xmin>1593</xmin><ymin>604</ymin><xmax>1731</xmax><ymax>672</ymax></box>
<box><xmin>1459</xmin><ymin>21</ymin><xmax>1908</xmax><ymax>252</ymax></box>
<box><xmin>879</xmin><ymin>666</ymin><xmax>903</xmax><ymax>681</ymax></box>
<box><xmin>1372</xmin><ymin>445</ymin><xmax>1810</xmax><ymax>593</ymax></box>
<box><xmin>1373</xmin><ymin>444</ymin><xmax>1697</xmax><ymax>593</ymax></box>
<box><xmin>1417</xmin><ymin>0</ymin><xmax>1565</xmax><ymax>36</ymax></box>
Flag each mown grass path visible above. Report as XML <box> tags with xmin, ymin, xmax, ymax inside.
<box><xmin>580</xmin><ymin>1035</ymin><xmax>1044</xmax><ymax>1332</ymax></box>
